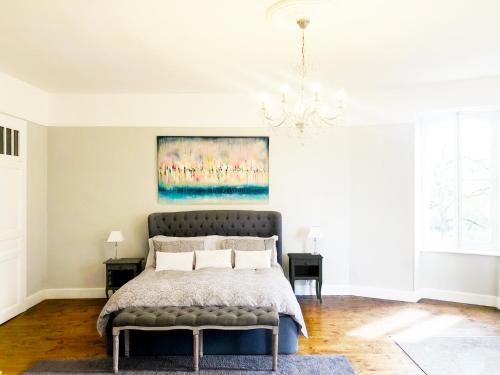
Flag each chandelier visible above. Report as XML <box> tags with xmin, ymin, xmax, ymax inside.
<box><xmin>260</xmin><ymin>18</ymin><xmax>345</xmax><ymax>133</ymax></box>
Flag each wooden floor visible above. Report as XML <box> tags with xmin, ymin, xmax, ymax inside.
<box><xmin>0</xmin><ymin>297</ymin><xmax>498</xmax><ymax>374</ymax></box>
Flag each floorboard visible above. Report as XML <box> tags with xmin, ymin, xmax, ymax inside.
<box><xmin>0</xmin><ymin>296</ymin><xmax>498</xmax><ymax>374</ymax></box>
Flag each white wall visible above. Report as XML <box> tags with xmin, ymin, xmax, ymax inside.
<box><xmin>48</xmin><ymin>94</ymin><xmax>262</xmax><ymax>128</ymax></box>
<box><xmin>0</xmin><ymin>72</ymin><xmax>48</xmax><ymax>125</ymax></box>
<box><xmin>46</xmin><ymin>126</ymin><xmax>351</xmax><ymax>289</ymax></box>
<box><xmin>349</xmin><ymin>124</ymin><xmax>415</xmax><ymax>291</ymax></box>
<box><xmin>419</xmin><ymin>253</ymin><xmax>498</xmax><ymax>296</ymax></box>
<box><xmin>26</xmin><ymin>123</ymin><xmax>48</xmax><ymax>295</ymax></box>
<box><xmin>47</xmin><ymin>76</ymin><xmax>500</xmax><ymax>128</ymax></box>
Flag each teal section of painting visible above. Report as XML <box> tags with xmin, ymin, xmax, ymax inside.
<box><xmin>157</xmin><ymin>136</ymin><xmax>269</xmax><ymax>203</ymax></box>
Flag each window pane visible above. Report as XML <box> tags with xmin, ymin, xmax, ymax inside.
<box><xmin>461</xmin><ymin>180</ymin><xmax>491</xmax><ymax>243</ymax></box>
<box><xmin>13</xmin><ymin>130</ymin><xmax>19</xmax><ymax>156</ymax></box>
<box><xmin>6</xmin><ymin>128</ymin><xmax>11</xmax><ymax>155</ymax></box>
<box><xmin>424</xmin><ymin>114</ymin><xmax>457</xmax><ymax>242</ymax></box>
<box><xmin>460</xmin><ymin>113</ymin><xmax>492</xmax><ymax>180</ymax></box>
<box><xmin>0</xmin><ymin>126</ymin><xmax>4</xmax><ymax>154</ymax></box>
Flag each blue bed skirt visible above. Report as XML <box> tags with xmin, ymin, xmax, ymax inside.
<box><xmin>106</xmin><ymin>315</ymin><xmax>299</xmax><ymax>355</ymax></box>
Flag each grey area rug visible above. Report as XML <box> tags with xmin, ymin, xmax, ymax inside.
<box><xmin>392</xmin><ymin>317</ymin><xmax>500</xmax><ymax>375</ymax></box>
<box><xmin>394</xmin><ymin>336</ymin><xmax>500</xmax><ymax>375</ymax></box>
<box><xmin>23</xmin><ymin>355</ymin><xmax>356</xmax><ymax>375</ymax></box>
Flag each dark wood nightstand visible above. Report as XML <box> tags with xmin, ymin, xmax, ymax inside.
<box><xmin>288</xmin><ymin>253</ymin><xmax>323</xmax><ymax>303</ymax></box>
<box><xmin>103</xmin><ymin>258</ymin><xmax>144</xmax><ymax>298</ymax></box>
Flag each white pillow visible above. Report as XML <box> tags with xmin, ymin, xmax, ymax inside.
<box><xmin>213</xmin><ymin>235</ymin><xmax>279</xmax><ymax>265</ymax></box>
<box><xmin>234</xmin><ymin>249</ymin><xmax>272</xmax><ymax>270</ymax></box>
<box><xmin>195</xmin><ymin>249</ymin><xmax>232</xmax><ymax>270</ymax></box>
<box><xmin>146</xmin><ymin>235</ymin><xmax>218</xmax><ymax>268</ymax></box>
<box><xmin>155</xmin><ymin>251</ymin><xmax>194</xmax><ymax>272</ymax></box>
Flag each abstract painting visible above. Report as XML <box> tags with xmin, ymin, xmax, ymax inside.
<box><xmin>157</xmin><ymin>136</ymin><xmax>269</xmax><ymax>203</ymax></box>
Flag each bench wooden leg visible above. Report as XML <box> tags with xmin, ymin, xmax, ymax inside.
<box><xmin>113</xmin><ymin>329</ymin><xmax>120</xmax><ymax>373</ymax></box>
<box><xmin>124</xmin><ymin>329</ymin><xmax>130</xmax><ymax>358</ymax></box>
<box><xmin>193</xmin><ymin>329</ymin><xmax>200</xmax><ymax>371</ymax></box>
<box><xmin>199</xmin><ymin>330</ymin><xmax>203</xmax><ymax>358</ymax></box>
<box><xmin>272</xmin><ymin>327</ymin><xmax>279</xmax><ymax>372</ymax></box>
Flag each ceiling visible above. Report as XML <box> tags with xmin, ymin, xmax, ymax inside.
<box><xmin>1</xmin><ymin>0</ymin><xmax>499</xmax><ymax>94</ymax></box>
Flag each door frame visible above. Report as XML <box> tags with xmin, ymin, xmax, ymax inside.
<box><xmin>0</xmin><ymin>113</ymin><xmax>27</xmax><ymax>324</ymax></box>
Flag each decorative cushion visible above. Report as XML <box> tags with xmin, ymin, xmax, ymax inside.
<box><xmin>146</xmin><ymin>236</ymin><xmax>215</xmax><ymax>268</ymax></box>
<box><xmin>220</xmin><ymin>237</ymin><xmax>277</xmax><ymax>266</ymax></box>
<box><xmin>220</xmin><ymin>238</ymin><xmax>270</xmax><ymax>251</ymax></box>
<box><xmin>155</xmin><ymin>251</ymin><xmax>194</xmax><ymax>272</ymax></box>
<box><xmin>113</xmin><ymin>306</ymin><xmax>278</xmax><ymax>327</ymax></box>
<box><xmin>234</xmin><ymin>249</ymin><xmax>272</xmax><ymax>270</ymax></box>
<box><xmin>154</xmin><ymin>239</ymin><xmax>205</xmax><ymax>253</ymax></box>
<box><xmin>151</xmin><ymin>239</ymin><xmax>204</xmax><ymax>268</ymax></box>
<box><xmin>195</xmin><ymin>249</ymin><xmax>232</xmax><ymax>270</ymax></box>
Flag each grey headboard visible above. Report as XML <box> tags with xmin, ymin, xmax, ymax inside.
<box><xmin>148</xmin><ymin>210</ymin><xmax>283</xmax><ymax>265</ymax></box>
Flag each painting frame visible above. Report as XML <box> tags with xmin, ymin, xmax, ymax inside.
<box><xmin>157</xmin><ymin>136</ymin><xmax>269</xmax><ymax>204</ymax></box>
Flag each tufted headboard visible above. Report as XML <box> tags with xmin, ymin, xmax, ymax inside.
<box><xmin>148</xmin><ymin>210</ymin><xmax>283</xmax><ymax>265</ymax></box>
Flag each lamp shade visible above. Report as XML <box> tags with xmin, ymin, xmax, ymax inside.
<box><xmin>107</xmin><ymin>231</ymin><xmax>124</xmax><ymax>243</ymax></box>
<box><xmin>307</xmin><ymin>226</ymin><xmax>322</xmax><ymax>239</ymax></box>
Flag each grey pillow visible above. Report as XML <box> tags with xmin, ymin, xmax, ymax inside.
<box><xmin>220</xmin><ymin>238</ymin><xmax>277</xmax><ymax>266</ymax></box>
<box><xmin>153</xmin><ymin>239</ymin><xmax>205</xmax><ymax>266</ymax></box>
<box><xmin>153</xmin><ymin>239</ymin><xmax>205</xmax><ymax>253</ymax></box>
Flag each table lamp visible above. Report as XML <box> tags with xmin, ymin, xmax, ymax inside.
<box><xmin>107</xmin><ymin>230</ymin><xmax>124</xmax><ymax>259</ymax></box>
<box><xmin>308</xmin><ymin>226</ymin><xmax>322</xmax><ymax>255</ymax></box>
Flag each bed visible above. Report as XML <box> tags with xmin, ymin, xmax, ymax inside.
<box><xmin>99</xmin><ymin>210</ymin><xmax>305</xmax><ymax>356</ymax></box>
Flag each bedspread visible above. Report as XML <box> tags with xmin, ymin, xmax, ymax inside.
<box><xmin>97</xmin><ymin>266</ymin><xmax>307</xmax><ymax>336</ymax></box>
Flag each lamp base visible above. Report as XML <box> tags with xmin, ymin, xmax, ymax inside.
<box><xmin>312</xmin><ymin>238</ymin><xmax>320</xmax><ymax>255</ymax></box>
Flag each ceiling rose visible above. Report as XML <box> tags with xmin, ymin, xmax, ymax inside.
<box><xmin>266</xmin><ymin>0</ymin><xmax>335</xmax><ymax>26</ymax></box>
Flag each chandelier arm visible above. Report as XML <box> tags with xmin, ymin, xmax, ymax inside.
<box><xmin>319</xmin><ymin>115</ymin><xmax>341</xmax><ymax>126</ymax></box>
<box><xmin>261</xmin><ymin>110</ymin><xmax>290</xmax><ymax>128</ymax></box>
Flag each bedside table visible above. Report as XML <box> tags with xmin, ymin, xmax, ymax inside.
<box><xmin>103</xmin><ymin>258</ymin><xmax>144</xmax><ymax>298</ymax></box>
<box><xmin>288</xmin><ymin>253</ymin><xmax>323</xmax><ymax>303</ymax></box>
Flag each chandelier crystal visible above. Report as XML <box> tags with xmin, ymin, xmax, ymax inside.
<box><xmin>260</xmin><ymin>18</ymin><xmax>345</xmax><ymax>133</ymax></box>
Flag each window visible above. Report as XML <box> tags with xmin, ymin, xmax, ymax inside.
<box><xmin>0</xmin><ymin>126</ymin><xmax>20</xmax><ymax>157</ymax></box>
<box><xmin>420</xmin><ymin>110</ymin><xmax>499</xmax><ymax>254</ymax></box>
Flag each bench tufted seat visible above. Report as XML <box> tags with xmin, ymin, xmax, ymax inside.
<box><xmin>111</xmin><ymin>306</ymin><xmax>279</xmax><ymax>372</ymax></box>
<box><xmin>113</xmin><ymin>306</ymin><xmax>279</xmax><ymax>328</ymax></box>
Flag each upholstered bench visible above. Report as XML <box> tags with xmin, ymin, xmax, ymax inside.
<box><xmin>112</xmin><ymin>306</ymin><xmax>279</xmax><ymax>372</ymax></box>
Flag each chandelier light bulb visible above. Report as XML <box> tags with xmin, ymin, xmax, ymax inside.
<box><xmin>260</xmin><ymin>92</ymin><xmax>269</xmax><ymax>103</ymax></box>
<box><xmin>336</xmin><ymin>90</ymin><xmax>346</xmax><ymax>101</ymax></box>
<box><xmin>312</xmin><ymin>83</ymin><xmax>320</xmax><ymax>93</ymax></box>
<box><xmin>320</xmin><ymin>105</ymin><xmax>329</xmax><ymax>116</ymax></box>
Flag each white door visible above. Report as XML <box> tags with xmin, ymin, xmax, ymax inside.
<box><xmin>0</xmin><ymin>114</ymin><xmax>26</xmax><ymax>324</ymax></box>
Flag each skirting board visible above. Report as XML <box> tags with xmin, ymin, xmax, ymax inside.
<box><xmin>294</xmin><ymin>283</ymin><xmax>419</xmax><ymax>303</ymax></box>
<box><xmin>350</xmin><ymin>286</ymin><xmax>419</xmax><ymax>302</ymax></box>
<box><xmin>23</xmin><ymin>290</ymin><xmax>46</xmax><ymax>311</ymax></box>
<box><xmin>44</xmin><ymin>288</ymin><xmax>105</xmax><ymax>299</ymax></box>
<box><xmin>294</xmin><ymin>283</ymin><xmax>498</xmax><ymax>307</ymax></box>
<box><xmin>418</xmin><ymin>288</ymin><xmax>499</xmax><ymax>308</ymax></box>
<box><xmin>23</xmin><ymin>286</ymin><xmax>499</xmax><ymax>312</ymax></box>
<box><xmin>24</xmin><ymin>288</ymin><xmax>105</xmax><ymax>311</ymax></box>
